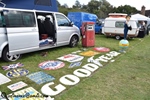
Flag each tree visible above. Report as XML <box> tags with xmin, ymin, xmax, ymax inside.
<box><xmin>82</xmin><ymin>4</ymin><xmax>88</xmax><ymax>10</ymax></box>
<box><xmin>57</xmin><ymin>0</ymin><xmax>61</xmax><ymax>7</ymax></box>
<box><xmin>62</xmin><ymin>3</ymin><xmax>69</xmax><ymax>8</ymax></box>
<box><xmin>98</xmin><ymin>0</ymin><xmax>113</xmax><ymax>18</ymax></box>
<box><xmin>86</xmin><ymin>0</ymin><xmax>113</xmax><ymax>18</ymax></box>
<box><xmin>87</xmin><ymin>0</ymin><xmax>101</xmax><ymax>12</ymax></box>
<box><xmin>112</xmin><ymin>5</ymin><xmax>138</xmax><ymax>14</ymax></box>
<box><xmin>58</xmin><ymin>0</ymin><xmax>137</xmax><ymax>19</ymax></box>
<box><xmin>73</xmin><ymin>0</ymin><xmax>81</xmax><ymax>8</ymax></box>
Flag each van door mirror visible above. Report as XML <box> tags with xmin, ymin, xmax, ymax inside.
<box><xmin>98</xmin><ymin>22</ymin><xmax>102</xmax><ymax>26</ymax></box>
<box><xmin>69</xmin><ymin>21</ymin><xmax>74</xmax><ymax>26</ymax></box>
<box><xmin>97</xmin><ymin>22</ymin><xmax>102</xmax><ymax>26</ymax></box>
<box><xmin>96</xmin><ymin>20</ymin><xmax>102</xmax><ymax>26</ymax></box>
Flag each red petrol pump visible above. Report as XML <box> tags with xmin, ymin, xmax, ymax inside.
<box><xmin>81</xmin><ymin>22</ymin><xmax>95</xmax><ymax>47</ymax></box>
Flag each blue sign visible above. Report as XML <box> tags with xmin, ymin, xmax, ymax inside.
<box><xmin>6</xmin><ymin>68</ymin><xmax>29</xmax><ymax>78</ymax></box>
<box><xmin>26</xmin><ymin>71</ymin><xmax>55</xmax><ymax>84</ymax></box>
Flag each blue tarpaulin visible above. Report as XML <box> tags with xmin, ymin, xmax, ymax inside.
<box><xmin>1</xmin><ymin>0</ymin><xmax>58</xmax><ymax>12</ymax></box>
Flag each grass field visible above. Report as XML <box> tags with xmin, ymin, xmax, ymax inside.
<box><xmin>0</xmin><ymin>35</ymin><xmax>150</xmax><ymax>100</ymax></box>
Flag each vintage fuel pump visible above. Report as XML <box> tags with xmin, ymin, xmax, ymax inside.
<box><xmin>81</xmin><ymin>22</ymin><xmax>95</xmax><ymax>47</ymax></box>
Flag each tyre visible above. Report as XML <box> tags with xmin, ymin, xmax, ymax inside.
<box><xmin>69</xmin><ymin>36</ymin><xmax>78</xmax><ymax>47</ymax></box>
<box><xmin>147</xmin><ymin>25</ymin><xmax>150</xmax><ymax>35</ymax></box>
<box><xmin>147</xmin><ymin>29</ymin><xmax>149</xmax><ymax>35</ymax></box>
<box><xmin>99</xmin><ymin>29</ymin><xmax>102</xmax><ymax>34</ymax></box>
<box><xmin>115</xmin><ymin>35</ymin><xmax>121</xmax><ymax>40</ymax></box>
<box><xmin>2</xmin><ymin>47</ymin><xmax>21</xmax><ymax>62</ymax></box>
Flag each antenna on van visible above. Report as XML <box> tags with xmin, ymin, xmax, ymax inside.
<box><xmin>0</xmin><ymin>0</ymin><xmax>6</xmax><ymax>8</ymax></box>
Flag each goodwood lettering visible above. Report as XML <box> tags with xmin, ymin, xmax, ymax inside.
<box><xmin>41</xmin><ymin>51</ymin><xmax>120</xmax><ymax>97</ymax></box>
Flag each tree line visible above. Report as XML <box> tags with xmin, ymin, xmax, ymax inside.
<box><xmin>57</xmin><ymin>0</ymin><xmax>138</xmax><ymax>18</ymax></box>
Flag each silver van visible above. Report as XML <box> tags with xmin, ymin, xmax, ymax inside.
<box><xmin>0</xmin><ymin>8</ymin><xmax>80</xmax><ymax>61</ymax></box>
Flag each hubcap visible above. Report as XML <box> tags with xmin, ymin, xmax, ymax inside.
<box><xmin>116</xmin><ymin>36</ymin><xmax>120</xmax><ymax>40</ymax></box>
<box><xmin>6</xmin><ymin>52</ymin><xmax>20</xmax><ymax>61</ymax></box>
<box><xmin>72</xmin><ymin>37</ymin><xmax>78</xmax><ymax>46</ymax></box>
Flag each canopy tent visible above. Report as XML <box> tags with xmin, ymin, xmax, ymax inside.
<box><xmin>132</xmin><ymin>13</ymin><xmax>150</xmax><ymax>21</ymax></box>
<box><xmin>0</xmin><ymin>0</ymin><xmax>58</xmax><ymax>12</ymax></box>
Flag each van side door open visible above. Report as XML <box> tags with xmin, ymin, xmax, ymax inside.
<box><xmin>3</xmin><ymin>9</ymin><xmax>39</xmax><ymax>55</ymax></box>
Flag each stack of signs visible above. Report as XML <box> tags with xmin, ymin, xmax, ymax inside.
<box><xmin>57</xmin><ymin>54</ymin><xmax>84</xmax><ymax>62</ymax></box>
<box><xmin>80</xmin><ymin>51</ymin><xmax>99</xmax><ymax>56</ymax></box>
<box><xmin>8</xmin><ymin>87</ymin><xmax>45</xmax><ymax>100</ymax></box>
<box><xmin>0</xmin><ymin>73</ymin><xmax>11</xmax><ymax>85</ymax></box>
<box><xmin>26</xmin><ymin>71</ymin><xmax>55</xmax><ymax>85</ymax></box>
<box><xmin>69</xmin><ymin>62</ymin><xmax>82</xmax><ymax>68</ymax></box>
<box><xmin>39</xmin><ymin>60</ymin><xmax>65</xmax><ymax>70</ymax></box>
<box><xmin>7</xmin><ymin>81</ymin><xmax>28</xmax><ymax>91</ymax></box>
<box><xmin>6</xmin><ymin>68</ymin><xmax>29</xmax><ymax>78</ymax></box>
<box><xmin>93</xmin><ymin>47</ymin><xmax>110</xmax><ymax>52</ymax></box>
<box><xmin>2</xmin><ymin>63</ymin><xmax>24</xmax><ymax>71</ymax></box>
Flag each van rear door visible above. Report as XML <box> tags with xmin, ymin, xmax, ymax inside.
<box><xmin>3</xmin><ymin>9</ymin><xmax>39</xmax><ymax>55</ymax></box>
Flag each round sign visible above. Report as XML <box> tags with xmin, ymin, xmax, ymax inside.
<box><xmin>93</xmin><ymin>47</ymin><xmax>110</xmax><ymax>52</ymax></box>
<box><xmin>6</xmin><ymin>68</ymin><xmax>29</xmax><ymax>78</ymax></box>
<box><xmin>39</xmin><ymin>60</ymin><xmax>65</xmax><ymax>70</ymax></box>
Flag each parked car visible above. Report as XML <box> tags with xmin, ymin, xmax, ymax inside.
<box><xmin>147</xmin><ymin>24</ymin><xmax>150</xmax><ymax>35</ymax></box>
<box><xmin>0</xmin><ymin>7</ymin><xmax>80</xmax><ymax>61</ymax></box>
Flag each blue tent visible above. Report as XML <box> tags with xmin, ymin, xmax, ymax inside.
<box><xmin>1</xmin><ymin>0</ymin><xmax>58</xmax><ymax>12</ymax></box>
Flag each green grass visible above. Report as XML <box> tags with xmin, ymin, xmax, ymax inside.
<box><xmin>0</xmin><ymin>35</ymin><xmax>150</xmax><ymax>100</ymax></box>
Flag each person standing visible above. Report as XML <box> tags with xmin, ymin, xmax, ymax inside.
<box><xmin>124</xmin><ymin>15</ymin><xmax>132</xmax><ymax>39</ymax></box>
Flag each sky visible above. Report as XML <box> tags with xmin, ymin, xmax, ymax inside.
<box><xmin>58</xmin><ymin>0</ymin><xmax>150</xmax><ymax>10</ymax></box>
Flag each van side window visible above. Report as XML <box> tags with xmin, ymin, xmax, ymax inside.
<box><xmin>115</xmin><ymin>21</ymin><xmax>124</xmax><ymax>28</ymax></box>
<box><xmin>3</xmin><ymin>10</ymin><xmax>36</xmax><ymax>27</ymax></box>
<box><xmin>56</xmin><ymin>14</ymin><xmax>70</xmax><ymax>26</ymax></box>
<box><xmin>23</xmin><ymin>12</ymin><xmax>36</xmax><ymax>27</ymax></box>
<box><xmin>0</xmin><ymin>14</ymin><xmax>3</xmax><ymax>27</ymax></box>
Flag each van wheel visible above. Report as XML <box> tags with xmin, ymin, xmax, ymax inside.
<box><xmin>69</xmin><ymin>36</ymin><xmax>78</xmax><ymax>47</ymax></box>
<box><xmin>147</xmin><ymin>29</ymin><xmax>149</xmax><ymax>35</ymax></box>
<box><xmin>2</xmin><ymin>47</ymin><xmax>21</xmax><ymax>62</ymax></box>
<box><xmin>99</xmin><ymin>29</ymin><xmax>102</xmax><ymax>34</ymax></box>
<box><xmin>115</xmin><ymin>35</ymin><xmax>121</xmax><ymax>40</ymax></box>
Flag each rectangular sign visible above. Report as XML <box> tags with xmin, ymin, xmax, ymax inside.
<box><xmin>57</xmin><ymin>54</ymin><xmax>84</xmax><ymax>62</ymax></box>
<box><xmin>0</xmin><ymin>73</ymin><xmax>11</xmax><ymax>85</ymax></box>
<box><xmin>8</xmin><ymin>87</ymin><xmax>45</xmax><ymax>100</ymax></box>
<box><xmin>26</xmin><ymin>71</ymin><xmax>55</xmax><ymax>85</ymax></box>
<box><xmin>7</xmin><ymin>81</ymin><xmax>27</xmax><ymax>91</ymax></box>
<box><xmin>69</xmin><ymin>62</ymin><xmax>82</xmax><ymax>68</ymax></box>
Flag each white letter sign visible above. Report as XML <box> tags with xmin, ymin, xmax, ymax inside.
<box><xmin>59</xmin><ymin>74</ymin><xmax>80</xmax><ymax>85</ymax></box>
<box><xmin>41</xmin><ymin>82</ymin><xmax>66</xmax><ymax>96</ymax></box>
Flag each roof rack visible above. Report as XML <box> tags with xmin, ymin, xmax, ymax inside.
<box><xmin>108</xmin><ymin>13</ymin><xmax>127</xmax><ymax>18</ymax></box>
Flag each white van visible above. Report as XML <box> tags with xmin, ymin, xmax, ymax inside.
<box><xmin>102</xmin><ymin>17</ymin><xmax>139</xmax><ymax>40</ymax></box>
<box><xmin>0</xmin><ymin>8</ymin><xmax>80</xmax><ymax>62</ymax></box>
